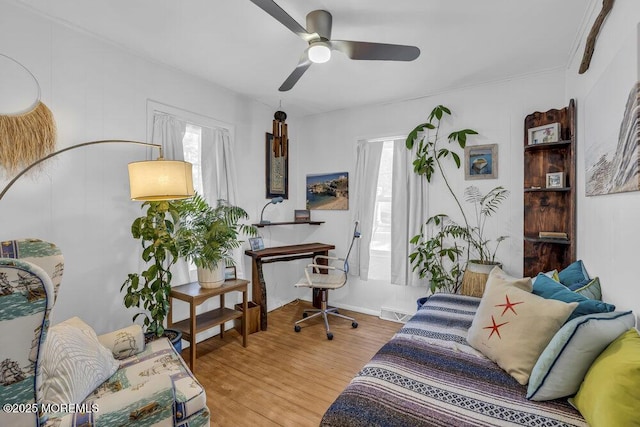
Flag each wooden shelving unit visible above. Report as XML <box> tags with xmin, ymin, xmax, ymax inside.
<box><xmin>523</xmin><ymin>99</ymin><xmax>577</xmax><ymax>277</ymax></box>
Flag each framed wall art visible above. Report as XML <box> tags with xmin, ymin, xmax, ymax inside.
<box><xmin>306</xmin><ymin>172</ymin><xmax>349</xmax><ymax>210</ymax></box>
<box><xmin>527</xmin><ymin>123</ymin><xmax>560</xmax><ymax>145</ymax></box>
<box><xmin>265</xmin><ymin>132</ymin><xmax>288</xmax><ymax>199</ymax></box>
<box><xmin>464</xmin><ymin>144</ymin><xmax>498</xmax><ymax>180</ymax></box>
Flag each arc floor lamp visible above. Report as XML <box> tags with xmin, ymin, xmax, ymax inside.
<box><xmin>0</xmin><ymin>139</ymin><xmax>194</xmax><ymax>202</ymax></box>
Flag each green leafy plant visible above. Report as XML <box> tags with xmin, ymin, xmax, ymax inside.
<box><xmin>175</xmin><ymin>193</ymin><xmax>257</xmax><ymax>270</ymax></box>
<box><xmin>464</xmin><ymin>186</ymin><xmax>510</xmax><ymax>263</ymax></box>
<box><xmin>406</xmin><ymin>105</ymin><xmax>509</xmax><ymax>292</ymax></box>
<box><xmin>121</xmin><ymin>200</ymin><xmax>180</xmax><ymax>337</ymax></box>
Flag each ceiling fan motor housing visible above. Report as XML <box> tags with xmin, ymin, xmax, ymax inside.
<box><xmin>306</xmin><ymin>10</ymin><xmax>332</xmax><ymax>41</ymax></box>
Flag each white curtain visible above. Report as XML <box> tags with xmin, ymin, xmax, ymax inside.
<box><xmin>350</xmin><ymin>140</ymin><xmax>383</xmax><ymax>280</ymax></box>
<box><xmin>200</xmin><ymin>127</ymin><xmax>245</xmax><ymax>279</ymax></box>
<box><xmin>151</xmin><ymin>113</ymin><xmax>190</xmax><ymax>285</ymax></box>
<box><xmin>391</xmin><ymin>139</ymin><xmax>428</xmax><ymax>287</ymax></box>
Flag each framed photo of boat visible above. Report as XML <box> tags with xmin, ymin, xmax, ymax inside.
<box><xmin>464</xmin><ymin>144</ymin><xmax>498</xmax><ymax>180</ymax></box>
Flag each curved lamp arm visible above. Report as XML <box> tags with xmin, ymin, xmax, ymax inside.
<box><xmin>0</xmin><ymin>139</ymin><xmax>163</xmax><ymax>201</ymax></box>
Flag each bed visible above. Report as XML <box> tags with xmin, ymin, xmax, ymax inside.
<box><xmin>321</xmin><ymin>293</ymin><xmax>587</xmax><ymax>427</ymax></box>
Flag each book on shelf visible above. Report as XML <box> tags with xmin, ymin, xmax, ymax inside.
<box><xmin>538</xmin><ymin>231</ymin><xmax>568</xmax><ymax>239</ymax></box>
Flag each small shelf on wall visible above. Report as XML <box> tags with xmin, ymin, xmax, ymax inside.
<box><xmin>524</xmin><ymin>236</ymin><xmax>571</xmax><ymax>245</ymax></box>
<box><xmin>253</xmin><ymin>220</ymin><xmax>325</xmax><ymax>228</ymax></box>
<box><xmin>524</xmin><ymin>140</ymin><xmax>572</xmax><ymax>151</ymax></box>
<box><xmin>523</xmin><ymin>187</ymin><xmax>571</xmax><ymax>193</ymax></box>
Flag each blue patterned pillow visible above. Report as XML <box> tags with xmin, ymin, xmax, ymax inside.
<box><xmin>527</xmin><ymin>310</ymin><xmax>635</xmax><ymax>401</ymax></box>
<box><xmin>558</xmin><ymin>260</ymin><xmax>590</xmax><ymax>287</ymax></box>
<box><xmin>532</xmin><ymin>274</ymin><xmax>615</xmax><ymax>321</ymax></box>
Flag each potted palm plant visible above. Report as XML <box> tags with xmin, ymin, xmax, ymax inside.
<box><xmin>175</xmin><ymin>194</ymin><xmax>257</xmax><ymax>288</ymax></box>
<box><xmin>121</xmin><ymin>200</ymin><xmax>183</xmax><ymax>348</ymax></box>
<box><xmin>406</xmin><ymin>105</ymin><xmax>509</xmax><ymax>294</ymax></box>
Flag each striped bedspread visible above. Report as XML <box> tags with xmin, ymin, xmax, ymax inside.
<box><xmin>321</xmin><ymin>293</ymin><xmax>586</xmax><ymax>427</ymax></box>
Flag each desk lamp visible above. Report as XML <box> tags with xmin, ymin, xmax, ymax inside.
<box><xmin>260</xmin><ymin>196</ymin><xmax>284</xmax><ymax>224</ymax></box>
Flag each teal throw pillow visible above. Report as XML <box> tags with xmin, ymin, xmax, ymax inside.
<box><xmin>527</xmin><ymin>310</ymin><xmax>635</xmax><ymax>401</ymax></box>
<box><xmin>558</xmin><ymin>260</ymin><xmax>589</xmax><ymax>287</ymax></box>
<box><xmin>532</xmin><ymin>273</ymin><xmax>615</xmax><ymax>321</ymax></box>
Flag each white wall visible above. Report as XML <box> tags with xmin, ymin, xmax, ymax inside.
<box><xmin>566</xmin><ymin>0</ymin><xmax>640</xmax><ymax>319</ymax></box>
<box><xmin>0</xmin><ymin>2</ymin><xmax>276</xmax><ymax>335</ymax></box>
<box><xmin>295</xmin><ymin>71</ymin><xmax>567</xmax><ymax>315</ymax></box>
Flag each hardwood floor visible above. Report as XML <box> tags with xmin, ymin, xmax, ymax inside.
<box><xmin>184</xmin><ymin>300</ymin><xmax>402</xmax><ymax>427</ymax></box>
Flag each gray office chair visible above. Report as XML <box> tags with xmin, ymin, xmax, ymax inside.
<box><xmin>294</xmin><ymin>221</ymin><xmax>361</xmax><ymax>340</ymax></box>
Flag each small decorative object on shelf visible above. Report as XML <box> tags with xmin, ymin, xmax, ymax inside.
<box><xmin>538</xmin><ymin>231</ymin><xmax>568</xmax><ymax>240</ymax></box>
<box><xmin>224</xmin><ymin>265</ymin><xmax>237</xmax><ymax>280</ymax></box>
<box><xmin>294</xmin><ymin>209</ymin><xmax>310</xmax><ymax>221</ymax></box>
<box><xmin>249</xmin><ymin>236</ymin><xmax>265</xmax><ymax>251</ymax></box>
<box><xmin>527</xmin><ymin>122</ymin><xmax>560</xmax><ymax>145</ymax></box>
<box><xmin>546</xmin><ymin>172</ymin><xmax>565</xmax><ymax>189</ymax></box>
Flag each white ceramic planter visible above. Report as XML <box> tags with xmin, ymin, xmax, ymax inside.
<box><xmin>197</xmin><ymin>260</ymin><xmax>226</xmax><ymax>288</ymax></box>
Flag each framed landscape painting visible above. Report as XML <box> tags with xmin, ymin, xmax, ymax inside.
<box><xmin>306</xmin><ymin>172</ymin><xmax>349</xmax><ymax>210</ymax></box>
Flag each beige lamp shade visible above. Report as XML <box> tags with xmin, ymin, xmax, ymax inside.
<box><xmin>128</xmin><ymin>159</ymin><xmax>194</xmax><ymax>201</ymax></box>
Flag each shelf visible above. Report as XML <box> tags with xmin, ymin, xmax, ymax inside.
<box><xmin>524</xmin><ymin>236</ymin><xmax>571</xmax><ymax>245</ymax></box>
<box><xmin>524</xmin><ymin>187</ymin><xmax>571</xmax><ymax>192</ymax></box>
<box><xmin>253</xmin><ymin>220</ymin><xmax>325</xmax><ymax>228</ymax></box>
<box><xmin>524</xmin><ymin>140</ymin><xmax>572</xmax><ymax>151</ymax></box>
<box><xmin>172</xmin><ymin>307</ymin><xmax>242</xmax><ymax>338</ymax></box>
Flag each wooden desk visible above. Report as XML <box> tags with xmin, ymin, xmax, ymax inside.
<box><xmin>245</xmin><ymin>242</ymin><xmax>335</xmax><ymax>331</ymax></box>
<box><xmin>168</xmin><ymin>279</ymin><xmax>249</xmax><ymax>372</ymax></box>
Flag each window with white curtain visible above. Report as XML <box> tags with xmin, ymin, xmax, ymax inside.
<box><xmin>182</xmin><ymin>124</ymin><xmax>203</xmax><ymax>194</ymax></box>
<box><xmin>368</xmin><ymin>140</ymin><xmax>394</xmax><ymax>280</ymax></box>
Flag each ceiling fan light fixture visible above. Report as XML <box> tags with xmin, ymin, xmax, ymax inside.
<box><xmin>308</xmin><ymin>41</ymin><xmax>331</xmax><ymax>63</ymax></box>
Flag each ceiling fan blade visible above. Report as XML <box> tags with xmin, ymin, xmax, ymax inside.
<box><xmin>331</xmin><ymin>40</ymin><xmax>420</xmax><ymax>61</ymax></box>
<box><xmin>250</xmin><ymin>0</ymin><xmax>314</xmax><ymax>41</ymax></box>
<box><xmin>279</xmin><ymin>55</ymin><xmax>312</xmax><ymax>91</ymax></box>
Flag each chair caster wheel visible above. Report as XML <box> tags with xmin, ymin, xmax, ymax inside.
<box><xmin>352</xmin><ymin>322</ymin><xmax>358</xmax><ymax>328</ymax></box>
<box><xmin>294</xmin><ymin>325</ymin><xmax>301</xmax><ymax>333</ymax></box>
<box><xmin>327</xmin><ymin>332</ymin><xmax>333</xmax><ymax>340</ymax></box>
<box><xmin>302</xmin><ymin>312</ymin><xmax>308</xmax><ymax>318</ymax></box>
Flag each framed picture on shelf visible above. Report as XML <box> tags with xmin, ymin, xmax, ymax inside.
<box><xmin>464</xmin><ymin>144</ymin><xmax>498</xmax><ymax>180</ymax></box>
<box><xmin>294</xmin><ymin>209</ymin><xmax>310</xmax><ymax>222</ymax></box>
<box><xmin>248</xmin><ymin>236</ymin><xmax>265</xmax><ymax>251</ymax></box>
<box><xmin>224</xmin><ymin>265</ymin><xmax>237</xmax><ymax>280</ymax></box>
<box><xmin>528</xmin><ymin>123</ymin><xmax>560</xmax><ymax>145</ymax></box>
<box><xmin>265</xmin><ymin>132</ymin><xmax>288</xmax><ymax>199</ymax></box>
<box><xmin>546</xmin><ymin>172</ymin><xmax>565</xmax><ymax>189</ymax></box>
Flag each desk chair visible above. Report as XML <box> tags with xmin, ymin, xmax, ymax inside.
<box><xmin>294</xmin><ymin>222</ymin><xmax>360</xmax><ymax>340</ymax></box>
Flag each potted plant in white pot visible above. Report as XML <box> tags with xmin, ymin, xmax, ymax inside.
<box><xmin>406</xmin><ymin>105</ymin><xmax>509</xmax><ymax>295</ymax></box>
<box><xmin>175</xmin><ymin>194</ymin><xmax>257</xmax><ymax>288</ymax></box>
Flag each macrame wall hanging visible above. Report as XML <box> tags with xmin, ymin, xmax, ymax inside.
<box><xmin>272</xmin><ymin>109</ymin><xmax>287</xmax><ymax>158</ymax></box>
<box><xmin>0</xmin><ymin>53</ymin><xmax>56</xmax><ymax>175</ymax></box>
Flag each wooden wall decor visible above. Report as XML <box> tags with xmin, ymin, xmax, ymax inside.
<box><xmin>579</xmin><ymin>0</ymin><xmax>615</xmax><ymax>74</ymax></box>
<box><xmin>523</xmin><ymin>100</ymin><xmax>576</xmax><ymax>277</ymax></box>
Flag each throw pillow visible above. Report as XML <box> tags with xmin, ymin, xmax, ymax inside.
<box><xmin>558</xmin><ymin>260</ymin><xmax>589</xmax><ymax>287</ymax></box>
<box><xmin>570</xmin><ymin>328</ymin><xmax>640</xmax><ymax>426</ymax></box>
<box><xmin>571</xmin><ymin>277</ymin><xmax>602</xmax><ymax>301</ymax></box>
<box><xmin>532</xmin><ymin>273</ymin><xmax>614</xmax><ymax>321</ymax></box>
<box><xmin>531</xmin><ymin>269</ymin><xmax>559</xmax><ymax>285</ymax></box>
<box><xmin>467</xmin><ymin>267</ymin><xmax>577</xmax><ymax>385</ymax></box>
<box><xmin>97</xmin><ymin>324</ymin><xmax>145</xmax><ymax>359</ymax></box>
<box><xmin>40</xmin><ymin>317</ymin><xmax>119</xmax><ymax>406</ymax></box>
<box><xmin>527</xmin><ymin>310</ymin><xmax>635</xmax><ymax>401</ymax></box>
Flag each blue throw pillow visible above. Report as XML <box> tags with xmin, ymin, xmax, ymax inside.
<box><xmin>527</xmin><ymin>311</ymin><xmax>635</xmax><ymax>401</ymax></box>
<box><xmin>532</xmin><ymin>274</ymin><xmax>615</xmax><ymax>321</ymax></box>
<box><xmin>558</xmin><ymin>260</ymin><xmax>590</xmax><ymax>287</ymax></box>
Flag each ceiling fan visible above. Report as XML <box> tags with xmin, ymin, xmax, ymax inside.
<box><xmin>249</xmin><ymin>0</ymin><xmax>421</xmax><ymax>91</ymax></box>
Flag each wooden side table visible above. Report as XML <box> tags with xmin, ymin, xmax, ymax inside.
<box><xmin>168</xmin><ymin>279</ymin><xmax>249</xmax><ymax>372</ymax></box>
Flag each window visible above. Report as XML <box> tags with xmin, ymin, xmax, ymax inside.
<box><xmin>182</xmin><ymin>124</ymin><xmax>203</xmax><ymax>194</ymax></box>
<box><xmin>368</xmin><ymin>140</ymin><xmax>394</xmax><ymax>280</ymax></box>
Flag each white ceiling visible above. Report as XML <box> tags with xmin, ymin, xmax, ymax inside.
<box><xmin>13</xmin><ymin>0</ymin><xmax>593</xmax><ymax>117</ymax></box>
